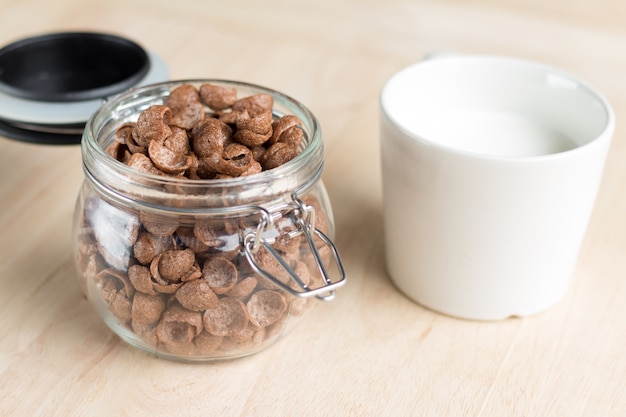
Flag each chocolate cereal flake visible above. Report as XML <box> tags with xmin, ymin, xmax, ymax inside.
<box><xmin>202</xmin><ymin>297</ymin><xmax>249</xmax><ymax>337</ymax></box>
<box><xmin>247</xmin><ymin>290</ymin><xmax>287</xmax><ymax>328</ymax></box>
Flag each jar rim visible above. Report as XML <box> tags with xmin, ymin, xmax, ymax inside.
<box><xmin>82</xmin><ymin>79</ymin><xmax>324</xmax><ymax>209</ymax></box>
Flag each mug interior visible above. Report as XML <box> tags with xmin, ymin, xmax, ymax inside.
<box><xmin>380</xmin><ymin>56</ymin><xmax>613</xmax><ymax>158</ymax></box>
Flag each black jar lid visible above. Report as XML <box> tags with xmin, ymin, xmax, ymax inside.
<box><xmin>0</xmin><ymin>31</ymin><xmax>169</xmax><ymax>145</ymax></box>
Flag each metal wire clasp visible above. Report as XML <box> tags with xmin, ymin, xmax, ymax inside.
<box><xmin>243</xmin><ymin>195</ymin><xmax>346</xmax><ymax>301</ymax></box>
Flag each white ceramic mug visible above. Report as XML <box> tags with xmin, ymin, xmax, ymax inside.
<box><xmin>380</xmin><ymin>55</ymin><xmax>615</xmax><ymax>320</ymax></box>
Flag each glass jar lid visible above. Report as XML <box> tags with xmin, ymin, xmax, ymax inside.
<box><xmin>0</xmin><ymin>31</ymin><xmax>169</xmax><ymax>144</ymax></box>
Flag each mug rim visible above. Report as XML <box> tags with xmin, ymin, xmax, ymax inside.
<box><xmin>380</xmin><ymin>55</ymin><xmax>615</xmax><ymax>162</ymax></box>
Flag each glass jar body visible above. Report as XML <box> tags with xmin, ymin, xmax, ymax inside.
<box><xmin>72</xmin><ymin>80</ymin><xmax>342</xmax><ymax>361</ymax></box>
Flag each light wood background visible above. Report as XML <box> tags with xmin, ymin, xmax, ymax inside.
<box><xmin>1</xmin><ymin>0</ymin><xmax>625</xmax><ymax>415</ymax></box>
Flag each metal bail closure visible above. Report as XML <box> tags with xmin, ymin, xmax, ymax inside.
<box><xmin>243</xmin><ymin>200</ymin><xmax>346</xmax><ymax>301</ymax></box>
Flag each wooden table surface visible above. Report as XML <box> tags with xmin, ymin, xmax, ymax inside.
<box><xmin>1</xmin><ymin>0</ymin><xmax>626</xmax><ymax>415</ymax></box>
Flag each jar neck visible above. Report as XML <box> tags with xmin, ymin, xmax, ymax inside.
<box><xmin>81</xmin><ymin>80</ymin><xmax>324</xmax><ymax>213</ymax></box>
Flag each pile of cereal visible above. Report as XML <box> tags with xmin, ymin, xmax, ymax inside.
<box><xmin>105</xmin><ymin>83</ymin><xmax>304</xmax><ymax>178</ymax></box>
<box><xmin>76</xmin><ymin>84</ymin><xmax>330</xmax><ymax>358</ymax></box>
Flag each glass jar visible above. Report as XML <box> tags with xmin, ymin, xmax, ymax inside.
<box><xmin>72</xmin><ymin>80</ymin><xmax>346</xmax><ymax>361</ymax></box>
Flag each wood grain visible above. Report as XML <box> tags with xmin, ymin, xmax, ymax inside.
<box><xmin>1</xmin><ymin>0</ymin><xmax>625</xmax><ymax>415</ymax></box>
